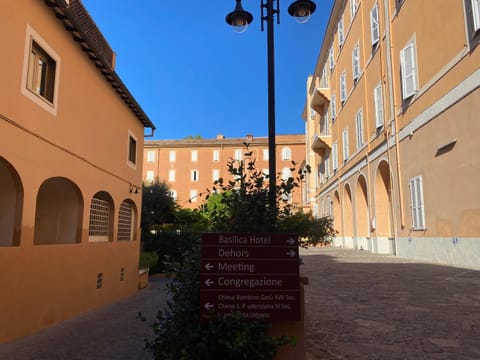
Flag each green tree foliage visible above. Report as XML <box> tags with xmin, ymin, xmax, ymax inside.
<box><xmin>141</xmin><ymin>181</ymin><xmax>177</xmax><ymax>232</ymax></box>
<box><xmin>146</xmin><ymin>144</ymin><xmax>335</xmax><ymax>359</ymax></box>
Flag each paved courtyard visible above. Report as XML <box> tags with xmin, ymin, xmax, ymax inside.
<box><xmin>301</xmin><ymin>247</ymin><xmax>480</xmax><ymax>359</ymax></box>
<box><xmin>1</xmin><ymin>249</ymin><xmax>479</xmax><ymax>359</ymax></box>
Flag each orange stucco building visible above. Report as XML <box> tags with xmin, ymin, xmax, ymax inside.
<box><xmin>143</xmin><ymin>134</ymin><xmax>307</xmax><ymax>210</ymax></box>
<box><xmin>303</xmin><ymin>0</ymin><xmax>480</xmax><ymax>268</ymax></box>
<box><xmin>0</xmin><ymin>0</ymin><xmax>155</xmax><ymax>343</ymax></box>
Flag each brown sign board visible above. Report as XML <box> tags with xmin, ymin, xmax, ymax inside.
<box><xmin>201</xmin><ymin>291</ymin><xmax>301</xmax><ymax>321</ymax></box>
<box><xmin>201</xmin><ymin>259</ymin><xmax>299</xmax><ymax>275</ymax></box>
<box><xmin>200</xmin><ymin>233</ymin><xmax>301</xmax><ymax>321</ymax></box>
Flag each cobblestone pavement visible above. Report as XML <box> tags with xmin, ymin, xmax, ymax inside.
<box><xmin>0</xmin><ymin>276</ymin><xmax>168</xmax><ymax>360</ymax></box>
<box><xmin>300</xmin><ymin>247</ymin><xmax>480</xmax><ymax>360</ymax></box>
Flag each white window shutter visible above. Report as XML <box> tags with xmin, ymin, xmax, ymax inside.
<box><xmin>473</xmin><ymin>0</ymin><xmax>480</xmax><ymax>31</ymax></box>
<box><xmin>401</xmin><ymin>42</ymin><xmax>418</xmax><ymax>99</ymax></box>
<box><xmin>370</xmin><ymin>4</ymin><xmax>380</xmax><ymax>45</ymax></box>
<box><xmin>374</xmin><ymin>84</ymin><xmax>384</xmax><ymax>128</ymax></box>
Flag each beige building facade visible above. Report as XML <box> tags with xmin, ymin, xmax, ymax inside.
<box><xmin>303</xmin><ymin>0</ymin><xmax>480</xmax><ymax>269</ymax></box>
<box><xmin>0</xmin><ymin>0</ymin><xmax>155</xmax><ymax>343</ymax></box>
<box><xmin>144</xmin><ymin>134</ymin><xmax>307</xmax><ymax>210</ymax></box>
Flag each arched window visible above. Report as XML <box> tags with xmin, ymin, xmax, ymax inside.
<box><xmin>281</xmin><ymin>147</ymin><xmax>292</xmax><ymax>160</ymax></box>
<box><xmin>88</xmin><ymin>191</ymin><xmax>114</xmax><ymax>242</ymax></box>
<box><xmin>117</xmin><ymin>199</ymin><xmax>137</xmax><ymax>241</ymax></box>
<box><xmin>34</xmin><ymin>177</ymin><xmax>83</xmax><ymax>245</ymax></box>
<box><xmin>281</xmin><ymin>167</ymin><xmax>292</xmax><ymax>181</ymax></box>
<box><xmin>0</xmin><ymin>157</ymin><xmax>24</xmax><ymax>246</ymax></box>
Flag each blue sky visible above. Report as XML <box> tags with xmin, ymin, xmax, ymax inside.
<box><xmin>81</xmin><ymin>0</ymin><xmax>333</xmax><ymax>140</ymax></box>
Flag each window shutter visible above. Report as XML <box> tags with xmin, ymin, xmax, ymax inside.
<box><xmin>370</xmin><ymin>4</ymin><xmax>380</xmax><ymax>45</ymax></box>
<box><xmin>338</xmin><ymin>17</ymin><xmax>344</xmax><ymax>46</ymax></box>
<box><xmin>331</xmin><ymin>94</ymin><xmax>337</xmax><ymax>120</ymax></box>
<box><xmin>401</xmin><ymin>42</ymin><xmax>417</xmax><ymax>99</ymax></box>
<box><xmin>374</xmin><ymin>84</ymin><xmax>384</xmax><ymax>128</ymax></box>
<box><xmin>473</xmin><ymin>0</ymin><xmax>480</xmax><ymax>32</ymax></box>
<box><xmin>332</xmin><ymin>143</ymin><xmax>338</xmax><ymax>170</ymax></box>
<box><xmin>340</xmin><ymin>73</ymin><xmax>347</xmax><ymax>102</ymax></box>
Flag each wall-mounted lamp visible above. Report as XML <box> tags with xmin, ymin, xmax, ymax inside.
<box><xmin>129</xmin><ymin>184</ymin><xmax>140</xmax><ymax>194</ymax></box>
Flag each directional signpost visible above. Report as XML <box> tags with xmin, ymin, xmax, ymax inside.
<box><xmin>200</xmin><ymin>233</ymin><xmax>300</xmax><ymax>321</ymax></box>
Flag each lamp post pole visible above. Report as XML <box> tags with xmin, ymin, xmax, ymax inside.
<box><xmin>265</xmin><ymin>0</ymin><xmax>277</xmax><ymax>214</ymax></box>
<box><xmin>226</xmin><ymin>0</ymin><xmax>316</xmax><ymax>218</ymax></box>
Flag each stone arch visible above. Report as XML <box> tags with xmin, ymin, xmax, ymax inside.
<box><xmin>355</xmin><ymin>174</ymin><xmax>369</xmax><ymax>237</ymax></box>
<box><xmin>117</xmin><ymin>199</ymin><xmax>137</xmax><ymax>241</ymax></box>
<box><xmin>0</xmin><ymin>157</ymin><xmax>24</xmax><ymax>246</ymax></box>
<box><xmin>333</xmin><ymin>190</ymin><xmax>341</xmax><ymax>235</ymax></box>
<box><xmin>343</xmin><ymin>183</ymin><xmax>353</xmax><ymax>237</ymax></box>
<box><xmin>88</xmin><ymin>191</ymin><xmax>114</xmax><ymax>242</ymax></box>
<box><xmin>34</xmin><ymin>177</ymin><xmax>83</xmax><ymax>245</ymax></box>
<box><xmin>374</xmin><ymin>160</ymin><xmax>393</xmax><ymax>237</ymax></box>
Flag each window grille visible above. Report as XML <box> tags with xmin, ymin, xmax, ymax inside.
<box><xmin>89</xmin><ymin>197</ymin><xmax>111</xmax><ymax>236</ymax></box>
<box><xmin>117</xmin><ymin>201</ymin><xmax>133</xmax><ymax>240</ymax></box>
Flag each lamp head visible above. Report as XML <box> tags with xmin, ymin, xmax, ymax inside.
<box><xmin>288</xmin><ymin>0</ymin><xmax>316</xmax><ymax>23</ymax></box>
<box><xmin>226</xmin><ymin>0</ymin><xmax>253</xmax><ymax>33</ymax></box>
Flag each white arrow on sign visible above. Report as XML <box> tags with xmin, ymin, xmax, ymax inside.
<box><xmin>204</xmin><ymin>263</ymin><xmax>214</xmax><ymax>271</ymax></box>
<box><xmin>286</xmin><ymin>238</ymin><xmax>296</xmax><ymax>245</ymax></box>
<box><xmin>204</xmin><ymin>302</ymin><xmax>214</xmax><ymax>311</ymax></box>
<box><xmin>286</xmin><ymin>250</ymin><xmax>296</xmax><ymax>257</ymax></box>
<box><xmin>204</xmin><ymin>279</ymin><xmax>214</xmax><ymax>287</ymax></box>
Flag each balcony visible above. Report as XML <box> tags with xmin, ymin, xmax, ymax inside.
<box><xmin>311</xmin><ymin>133</ymin><xmax>332</xmax><ymax>156</ymax></box>
<box><xmin>310</xmin><ymin>88</ymin><xmax>330</xmax><ymax>113</ymax></box>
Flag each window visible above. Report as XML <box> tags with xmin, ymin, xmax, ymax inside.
<box><xmin>281</xmin><ymin>147</ymin><xmax>292</xmax><ymax>160</ymax></box>
<box><xmin>88</xmin><ymin>192</ymin><xmax>114</xmax><ymax>242</ymax></box>
<box><xmin>338</xmin><ymin>16</ymin><xmax>345</xmax><ymax>47</ymax></box>
<box><xmin>352</xmin><ymin>44</ymin><xmax>360</xmax><ymax>81</ymax></box>
<box><xmin>472</xmin><ymin>0</ymin><xmax>480</xmax><ymax>32</ymax></box>
<box><xmin>146</xmin><ymin>170</ymin><xmax>155</xmax><ymax>183</ymax></box>
<box><xmin>355</xmin><ymin>109</ymin><xmax>364</xmax><ymax>149</ymax></box>
<box><xmin>409</xmin><ymin>175</ymin><xmax>426</xmax><ymax>230</ymax></box>
<box><xmin>325</xmin><ymin>154</ymin><xmax>330</xmax><ymax>178</ymax></box>
<box><xmin>27</xmin><ymin>41</ymin><xmax>56</xmax><ymax>103</ymax></box>
<box><xmin>117</xmin><ymin>200</ymin><xmax>136</xmax><ymax>241</ymax></box>
<box><xmin>323</xmin><ymin>109</ymin><xmax>330</xmax><ymax>136</ymax></box>
<box><xmin>329</xmin><ymin>46</ymin><xmax>335</xmax><ymax>70</ymax></box>
<box><xmin>342</xmin><ymin>128</ymin><xmax>349</xmax><ymax>161</ymax></box>
<box><xmin>213</xmin><ymin>150</ymin><xmax>220</xmax><ymax>161</ymax></box>
<box><xmin>263</xmin><ymin>149</ymin><xmax>269</xmax><ymax>161</ymax></box>
<box><xmin>370</xmin><ymin>3</ymin><xmax>380</xmax><ymax>45</ymax></box>
<box><xmin>281</xmin><ymin>167</ymin><xmax>292</xmax><ymax>181</ymax></box>
<box><xmin>170</xmin><ymin>190</ymin><xmax>177</xmax><ymax>201</ymax></box>
<box><xmin>332</xmin><ymin>142</ymin><xmax>338</xmax><ymax>170</ymax></box>
<box><xmin>340</xmin><ymin>72</ymin><xmax>347</xmax><ymax>103</ymax></box>
<box><xmin>191</xmin><ymin>150</ymin><xmax>198</xmax><ymax>162</ymax></box>
<box><xmin>191</xmin><ymin>169</ymin><xmax>199</xmax><ymax>182</ymax></box>
<box><xmin>234</xmin><ymin>149</ymin><xmax>242</xmax><ymax>160</ymax></box>
<box><xmin>466</xmin><ymin>0</ymin><xmax>480</xmax><ymax>42</ymax></box>
<box><xmin>147</xmin><ymin>151</ymin><xmax>155</xmax><ymax>163</ymax></box>
<box><xmin>374</xmin><ymin>83</ymin><xmax>384</xmax><ymax>128</ymax></box>
<box><xmin>212</xmin><ymin>169</ymin><xmax>220</xmax><ymax>181</ymax></box>
<box><xmin>400</xmin><ymin>39</ymin><xmax>418</xmax><ymax>99</ymax></box>
<box><xmin>331</xmin><ymin>93</ymin><xmax>337</xmax><ymax>120</ymax></box>
<box><xmin>320</xmin><ymin>65</ymin><xmax>328</xmax><ymax>87</ymax></box>
<box><xmin>169</xmin><ymin>151</ymin><xmax>176</xmax><ymax>162</ymax></box>
<box><xmin>350</xmin><ymin>0</ymin><xmax>358</xmax><ymax>20</ymax></box>
<box><xmin>168</xmin><ymin>169</ymin><xmax>175</xmax><ymax>182</ymax></box>
<box><xmin>322</xmin><ymin>109</ymin><xmax>330</xmax><ymax>136</ymax></box>
<box><xmin>190</xmin><ymin>190</ymin><xmax>198</xmax><ymax>203</ymax></box>
<box><xmin>128</xmin><ymin>133</ymin><xmax>137</xmax><ymax>167</ymax></box>
<box><xmin>263</xmin><ymin>169</ymin><xmax>269</xmax><ymax>176</ymax></box>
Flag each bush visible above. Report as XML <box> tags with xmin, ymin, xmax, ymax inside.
<box><xmin>147</xmin><ymin>244</ymin><xmax>294</xmax><ymax>360</ymax></box>
<box><xmin>139</xmin><ymin>252</ymin><xmax>159</xmax><ymax>270</ymax></box>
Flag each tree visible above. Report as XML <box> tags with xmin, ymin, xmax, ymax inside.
<box><xmin>141</xmin><ymin>181</ymin><xmax>176</xmax><ymax>232</ymax></box>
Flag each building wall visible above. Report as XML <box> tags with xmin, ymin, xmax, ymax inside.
<box><xmin>0</xmin><ymin>0</ymin><xmax>150</xmax><ymax>343</ymax></box>
<box><xmin>143</xmin><ymin>135</ymin><xmax>307</xmax><ymax>210</ymax></box>
<box><xmin>303</xmin><ymin>0</ymin><xmax>480</xmax><ymax>268</ymax></box>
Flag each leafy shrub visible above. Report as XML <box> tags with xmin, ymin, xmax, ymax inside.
<box><xmin>139</xmin><ymin>252</ymin><xmax>159</xmax><ymax>270</ymax></box>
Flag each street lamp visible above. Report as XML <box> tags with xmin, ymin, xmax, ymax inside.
<box><xmin>226</xmin><ymin>0</ymin><xmax>316</xmax><ymax>215</ymax></box>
